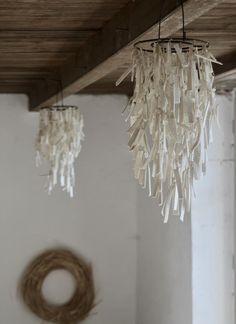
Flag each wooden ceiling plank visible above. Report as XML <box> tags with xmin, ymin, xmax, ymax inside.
<box><xmin>0</xmin><ymin>67</ymin><xmax>58</xmax><ymax>79</ymax></box>
<box><xmin>0</xmin><ymin>30</ymin><xmax>97</xmax><ymax>39</ymax></box>
<box><xmin>214</xmin><ymin>68</ymin><xmax>236</xmax><ymax>92</ymax></box>
<box><xmin>0</xmin><ymin>52</ymin><xmax>75</xmax><ymax>60</ymax></box>
<box><xmin>0</xmin><ymin>62</ymin><xmax>66</xmax><ymax>68</ymax></box>
<box><xmin>0</xmin><ymin>8</ymin><xmax>130</xmax><ymax>17</ymax></box>
<box><xmin>213</xmin><ymin>50</ymin><xmax>236</xmax><ymax>76</ymax></box>
<box><xmin>29</xmin><ymin>0</ymin><xmax>224</xmax><ymax>111</ymax></box>
<box><xmin>0</xmin><ymin>0</ymin><xmax>129</xmax><ymax>9</ymax></box>
<box><xmin>0</xmin><ymin>1</ymin><xmax>131</xmax><ymax>29</ymax></box>
<box><xmin>0</xmin><ymin>18</ymin><xmax>109</xmax><ymax>30</ymax></box>
<box><xmin>0</xmin><ymin>46</ymin><xmax>84</xmax><ymax>54</ymax></box>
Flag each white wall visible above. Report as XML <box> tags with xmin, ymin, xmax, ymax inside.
<box><xmin>192</xmin><ymin>95</ymin><xmax>235</xmax><ymax>324</ymax></box>
<box><xmin>135</xmin><ymin>95</ymin><xmax>235</xmax><ymax>324</ymax></box>
<box><xmin>136</xmin><ymin>191</ymin><xmax>192</xmax><ymax>324</ymax></box>
<box><xmin>0</xmin><ymin>94</ymin><xmax>137</xmax><ymax>324</ymax></box>
<box><xmin>0</xmin><ymin>93</ymin><xmax>233</xmax><ymax>324</ymax></box>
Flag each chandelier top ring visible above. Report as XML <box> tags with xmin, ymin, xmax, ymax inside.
<box><xmin>39</xmin><ymin>105</ymin><xmax>79</xmax><ymax>112</ymax></box>
<box><xmin>134</xmin><ymin>38</ymin><xmax>210</xmax><ymax>53</ymax></box>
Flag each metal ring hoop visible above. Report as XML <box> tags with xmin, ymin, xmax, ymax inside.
<box><xmin>40</xmin><ymin>105</ymin><xmax>79</xmax><ymax>112</ymax></box>
<box><xmin>134</xmin><ymin>38</ymin><xmax>209</xmax><ymax>53</ymax></box>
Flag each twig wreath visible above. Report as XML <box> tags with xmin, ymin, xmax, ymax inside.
<box><xmin>20</xmin><ymin>249</ymin><xmax>95</xmax><ymax>324</ymax></box>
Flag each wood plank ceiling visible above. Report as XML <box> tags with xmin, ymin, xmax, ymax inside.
<box><xmin>83</xmin><ymin>0</ymin><xmax>236</xmax><ymax>96</ymax></box>
<box><xmin>0</xmin><ymin>0</ymin><xmax>235</xmax><ymax>105</ymax></box>
<box><xmin>0</xmin><ymin>0</ymin><xmax>130</xmax><ymax>94</ymax></box>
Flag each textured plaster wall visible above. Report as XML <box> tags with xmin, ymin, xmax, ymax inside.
<box><xmin>0</xmin><ymin>94</ymin><xmax>137</xmax><ymax>324</ymax></box>
<box><xmin>192</xmin><ymin>95</ymin><xmax>235</xmax><ymax>324</ymax></box>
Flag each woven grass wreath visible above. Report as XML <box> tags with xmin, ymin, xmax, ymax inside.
<box><xmin>20</xmin><ymin>248</ymin><xmax>95</xmax><ymax>324</ymax></box>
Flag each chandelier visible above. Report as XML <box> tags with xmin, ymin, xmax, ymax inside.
<box><xmin>117</xmin><ymin>1</ymin><xmax>222</xmax><ymax>222</ymax></box>
<box><xmin>36</xmin><ymin>100</ymin><xmax>84</xmax><ymax>197</ymax></box>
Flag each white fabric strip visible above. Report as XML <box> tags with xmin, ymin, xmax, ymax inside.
<box><xmin>118</xmin><ymin>42</ymin><xmax>219</xmax><ymax>221</ymax></box>
<box><xmin>36</xmin><ymin>106</ymin><xmax>84</xmax><ymax>197</ymax></box>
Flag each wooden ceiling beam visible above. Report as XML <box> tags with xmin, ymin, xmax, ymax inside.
<box><xmin>0</xmin><ymin>85</ymin><xmax>31</xmax><ymax>94</ymax></box>
<box><xmin>29</xmin><ymin>0</ymin><xmax>224</xmax><ymax>111</ymax></box>
<box><xmin>214</xmin><ymin>68</ymin><xmax>236</xmax><ymax>93</ymax></box>
<box><xmin>213</xmin><ymin>50</ymin><xmax>236</xmax><ymax>76</ymax></box>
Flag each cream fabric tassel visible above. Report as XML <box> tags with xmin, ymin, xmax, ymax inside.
<box><xmin>118</xmin><ymin>43</ymin><xmax>220</xmax><ymax>221</ymax></box>
<box><xmin>36</xmin><ymin>106</ymin><xmax>84</xmax><ymax>197</ymax></box>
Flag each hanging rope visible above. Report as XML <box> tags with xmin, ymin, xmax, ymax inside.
<box><xmin>158</xmin><ymin>0</ymin><xmax>186</xmax><ymax>40</ymax></box>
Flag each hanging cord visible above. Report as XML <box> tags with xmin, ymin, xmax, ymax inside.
<box><xmin>55</xmin><ymin>79</ymin><xmax>64</xmax><ymax>106</ymax></box>
<box><xmin>44</xmin><ymin>78</ymin><xmax>65</xmax><ymax>108</ymax></box>
<box><xmin>56</xmin><ymin>79</ymin><xmax>60</xmax><ymax>105</ymax></box>
<box><xmin>158</xmin><ymin>0</ymin><xmax>186</xmax><ymax>40</ymax></box>
<box><xmin>180</xmin><ymin>0</ymin><xmax>186</xmax><ymax>40</ymax></box>
<box><xmin>158</xmin><ymin>0</ymin><xmax>164</xmax><ymax>39</ymax></box>
<box><xmin>59</xmin><ymin>79</ymin><xmax>64</xmax><ymax>106</ymax></box>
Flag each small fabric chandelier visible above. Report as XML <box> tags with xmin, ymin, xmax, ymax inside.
<box><xmin>117</xmin><ymin>1</ymin><xmax>222</xmax><ymax>222</ymax></box>
<box><xmin>36</xmin><ymin>104</ymin><xmax>84</xmax><ymax>197</ymax></box>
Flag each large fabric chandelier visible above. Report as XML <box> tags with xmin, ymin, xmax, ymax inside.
<box><xmin>117</xmin><ymin>1</ymin><xmax>221</xmax><ymax>222</ymax></box>
<box><xmin>36</xmin><ymin>105</ymin><xmax>84</xmax><ymax>197</ymax></box>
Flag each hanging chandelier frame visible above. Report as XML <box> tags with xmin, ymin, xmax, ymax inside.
<box><xmin>39</xmin><ymin>105</ymin><xmax>79</xmax><ymax>112</ymax></box>
<box><xmin>114</xmin><ymin>0</ymin><xmax>220</xmax><ymax>221</ymax></box>
<box><xmin>134</xmin><ymin>38</ymin><xmax>209</xmax><ymax>53</ymax></box>
<box><xmin>36</xmin><ymin>78</ymin><xmax>84</xmax><ymax>197</ymax></box>
<box><xmin>134</xmin><ymin>0</ymin><xmax>209</xmax><ymax>54</ymax></box>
